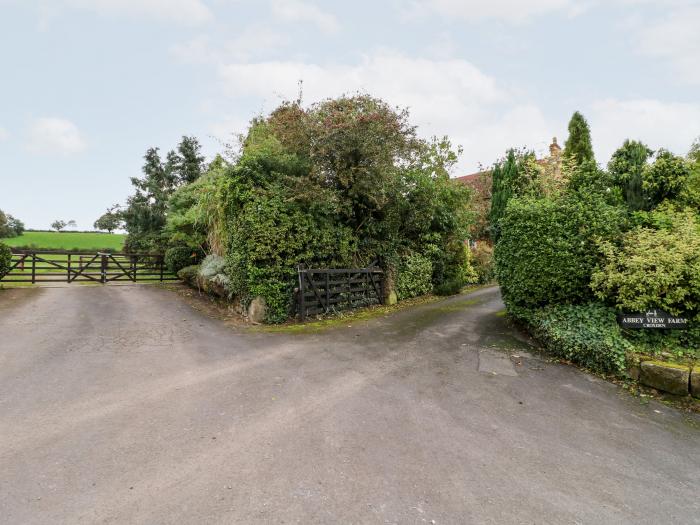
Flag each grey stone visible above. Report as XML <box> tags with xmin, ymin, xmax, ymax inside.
<box><xmin>639</xmin><ymin>361</ymin><xmax>690</xmax><ymax>396</ymax></box>
<box><xmin>627</xmin><ymin>364</ymin><xmax>641</xmax><ymax>381</ymax></box>
<box><xmin>247</xmin><ymin>296</ymin><xmax>267</xmax><ymax>324</ymax></box>
<box><xmin>691</xmin><ymin>367</ymin><xmax>700</xmax><ymax>399</ymax></box>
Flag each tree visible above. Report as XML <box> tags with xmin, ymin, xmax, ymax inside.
<box><xmin>489</xmin><ymin>149</ymin><xmax>533</xmax><ymax>242</ymax></box>
<box><xmin>643</xmin><ymin>149</ymin><xmax>691</xmax><ymax>206</ymax></box>
<box><xmin>0</xmin><ymin>210</ymin><xmax>9</xmax><ymax>238</ymax></box>
<box><xmin>51</xmin><ymin>220</ymin><xmax>75</xmax><ymax>232</ymax></box>
<box><xmin>7</xmin><ymin>215</ymin><xmax>24</xmax><ymax>236</ymax></box>
<box><xmin>122</xmin><ymin>148</ymin><xmax>174</xmax><ymax>251</ymax></box>
<box><xmin>688</xmin><ymin>137</ymin><xmax>700</xmax><ymax>164</ymax></box>
<box><xmin>172</xmin><ymin>136</ymin><xmax>206</xmax><ymax>185</ymax></box>
<box><xmin>563</xmin><ymin>111</ymin><xmax>595</xmax><ymax>165</ymax></box>
<box><xmin>122</xmin><ymin>137</ymin><xmax>206</xmax><ymax>252</ymax></box>
<box><xmin>608</xmin><ymin>140</ymin><xmax>653</xmax><ymax>211</ymax></box>
<box><xmin>94</xmin><ymin>204</ymin><xmax>123</xmax><ymax>233</ymax></box>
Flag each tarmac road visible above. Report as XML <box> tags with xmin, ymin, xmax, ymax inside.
<box><xmin>0</xmin><ymin>284</ymin><xmax>698</xmax><ymax>524</ymax></box>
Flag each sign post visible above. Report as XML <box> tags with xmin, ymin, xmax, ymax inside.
<box><xmin>617</xmin><ymin>309</ymin><xmax>689</xmax><ymax>330</ymax></box>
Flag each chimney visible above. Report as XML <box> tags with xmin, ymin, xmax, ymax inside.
<box><xmin>549</xmin><ymin>137</ymin><xmax>561</xmax><ymax>158</ymax></box>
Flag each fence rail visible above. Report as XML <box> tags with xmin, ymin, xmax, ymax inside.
<box><xmin>297</xmin><ymin>264</ymin><xmax>384</xmax><ymax>321</ymax></box>
<box><xmin>1</xmin><ymin>250</ymin><xmax>177</xmax><ymax>284</ymax></box>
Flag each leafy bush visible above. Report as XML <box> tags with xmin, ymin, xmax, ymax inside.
<box><xmin>471</xmin><ymin>243</ymin><xmax>495</xmax><ymax>284</ymax></box>
<box><xmin>591</xmin><ymin>207</ymin><xmax>700</xmax><ymax>320</ymax></box>
<box><xmin>0</xmin><ymin>243</ymin><xmax>11</xmax><ymax>277</ymax></box>
<box><xmin>624</xmin><ymin>325</ymin><xmax>700</xmax><ymax>361</ymax></box>
<box><xmin>495</xmin><ymin>192</ymin><xmax>626</xmax><ymax>311</ymax></box>
<box><xmin>165</xmin><ymin>245</ymin><xmax>203</xmax><ymax>274</ymax></box>
<box><xmin>530</xmin><ymin>303</ymin><xmax>632</xmax><ymax>374</ymax></box>
<box><xmin>434</xmin><ymin>278</ymin><xmax>463</xmax><ymax>296</ymax></box>
<box><xmin>396</xmin><ymin>253</ymin><xmax>433</xmax><ymax>300</ymax></box>
<box><xmin>177</xmin><ymin>265</ymin><xmax>199</xmax><ymax>285</ymax></box>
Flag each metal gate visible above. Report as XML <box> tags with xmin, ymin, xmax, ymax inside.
<box><xmin>1</xmin><ymin>250</ymin><xmax>177</xmax><ymax>284</ymax></box>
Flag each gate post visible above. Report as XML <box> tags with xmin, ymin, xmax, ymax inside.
<box><xmin>298</xmin><ymin>264</ymin><xmax>306</xmax><ymax>322</ymax></box>
<box><xmin>100</xmin><ymin>253</ymin><xmax>108</xmax><ymax>283</ymax></box>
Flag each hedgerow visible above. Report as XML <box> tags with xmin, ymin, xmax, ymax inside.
<box><xmin>0</xmin><ymin>243</ymin><xmax>11</xmax><ymax>278</ymax></box>
<box><xmin>495</xmin><ymin>191</ymin><xmax>626</xmax><ymax>312</ymax></box>
<box><xmin>493</xmin><ymin>113</ymin><xmax>700</xmax><ymax>374</ymax></box>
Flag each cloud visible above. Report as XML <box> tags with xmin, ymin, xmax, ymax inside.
<box><xmin>0</xmin><ymin>127</ymin><xmax>9</xmax><ymax>141</ymax></box>
<box><xmin>54</xmin><ymin>0</ymin><xmax>212</xmax><ymax>25</ymax></box>
<box><xmin>589</xmin><ymin>98</ymin><xmax>700</xmax><ymax>163</ymax></box>
<box><xmin>398</xmin><ymin>0</ymin><xmax>581</xmax><ymax>24</ymax></box>
<box><xmin>215</xmin><ymin>52</ymin><xmax>557</xmax><ymax>170</ymax></box>
<box><xmin>26</xmin><ymin>118</ymin><xmax>87</xmax><ymax>155</ymax></box>
<box><xmin>633</xmin><ymin>5</ymin><xmax>700</xmax><ymax>85</ymax></box>
<box><xmin>171</xmin><ymin>28</ymin><xmax>288</xmax><ymax>64</ymax></box>
<box><xmin>270</xmin><ymin>0</ymin><xmax>340</xmax><ymax>34</ymax></box>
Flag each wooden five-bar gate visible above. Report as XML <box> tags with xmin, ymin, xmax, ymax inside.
<box><xmin>1</xmin><ymin>250</ymin><xmax>177</xmax><ymax>284</ymax></box>
<box><xmin>297</xmin><ymin>264</ymin><xmax>384</xmax><ymax>321</ymax></box>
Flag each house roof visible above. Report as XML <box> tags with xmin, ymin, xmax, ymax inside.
<box><xmin>453</xmin><ymin>171</ymin><xmax>488</xmax><ymax>186</ymax></box>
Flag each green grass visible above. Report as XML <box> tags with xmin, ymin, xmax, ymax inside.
<box><xmin>1</xmin><ymin>231</ymin><xmax>126</xmax><ymax>251</ymax></box>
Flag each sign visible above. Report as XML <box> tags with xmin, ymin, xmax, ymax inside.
<box><xmin>617</xmin><ymin>309</ymin><xmax>689</xmax><ymax>330</ymax></box>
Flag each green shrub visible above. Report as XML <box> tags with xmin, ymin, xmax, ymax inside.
<box><xmin>591</xmin><ymin>207</ymin><xmax>700</xmax><ymax>320</ymax></box>
<box><xmin>0</xmin><ymin>243</ymin><xmax>11</xmax><ymax>277</ymax></box>
<box><xmin>495</xmin><ymin>192</ymin><xmax>626</xmax><ymax>311</ymax></box>
<box><xmin>165</xmin><ymin>245</ymin><xmax>203</xmax><ymax>274</ymax></box>
<box><xmin>531</xmin><ymin>303</ymin><xmax>632</xmax><ymax>374</ymax></box>
<box><xmin>224</xmin><ymin>182</ymin><xmax>356</xmax><ymax>323</ymax></box>
<box><xmin>434</xmin><ymin>278</ymin><xmax>463</xmax><ymax>296</ymax></box>
<box><xmin>177</xmin><ymin>265</ymin><xmax>200</xmax><ymax>285</ymax></box>
<box><xmin>396</xmin><ymin>253</ymin><xmax>433</xmax><ymax>300</ymax></box>
<box><xmin>471</xmin><ymin>243</ymin><xmax>495</xmax><ymax>284</ymax></box>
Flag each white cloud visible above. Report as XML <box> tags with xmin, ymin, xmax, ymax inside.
<box><xmin>215</xmin><ymin>52</ymin><xmax>556</xmax><ymax>170</ymax></box>
<box><xmin>589</xmin><ymin>98</ymin><xmax>700</xmax><ymax>163</ymax></box>
<box><xmin>399</xmin><ymin>0</ymin><xmax>581</xmax><ymax>24</ymax></box>
<box><xmin>56</xmin><ymin>0</ymin><xmax>212</xmax><ymax>25</ymax></box>
<box><xmin>172</xmin><ymin>28</ymin><xmax>288</xmax><ymax>64</ymax></box>
<box><xmin>634</xmin><ymin>5</ymin><xmax>700</xmax><ymax>85</ymax></box>
<box><xmin>26</xmin><ymin>118</ymin><xmax>87</xmax><ymax>155</ymax></box>
<box><xmin>270</xmin><ymin>0</ymin><xmax>340</xmax><ymax>34</ymax></box>
<box><xmin>0</xmin><ymin>127</ymin><xmax>9</xmax><ymax>141</ymax></box>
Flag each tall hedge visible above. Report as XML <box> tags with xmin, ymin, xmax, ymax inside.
<box><xmin>495</xmin><ymin>192</ymin><xmax>626</xmax><ymax>313</ymax></box>
<box><xmin>0</xmin><ymin>243</ymin><xmax>11</xmax><ymax>278</ymax></box>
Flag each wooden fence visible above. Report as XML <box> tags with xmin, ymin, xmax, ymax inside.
<box><xmin>1</xmin><ymin>250</ymin><xmax>177</xmax><ymax>284</ymax></box>
<box><xmin>296</xmin><ymin>264</ymin><xmax>384</xmax><ymax>321</ymax></box>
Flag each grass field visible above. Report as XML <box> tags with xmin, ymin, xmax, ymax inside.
<box><xmin>1</xmin><ymin>231</ymin><xmax>126</xmax><ymax>251</ymax></box>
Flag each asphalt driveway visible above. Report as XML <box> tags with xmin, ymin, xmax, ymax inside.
<box><xmin>0</xmin><ymin>285</ymin><xmax>698</xmax><ymax>524</ymax></box>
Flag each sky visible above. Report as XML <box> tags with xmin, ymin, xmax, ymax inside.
<box><xmin>1</xmin><ymin>0</ymin><xmax>699</xmax><ymax>230</ymax></box>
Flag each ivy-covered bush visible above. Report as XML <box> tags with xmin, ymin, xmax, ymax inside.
<box><xmin>0</xmin><ymin>242</ymin><xmax>11</xmax><ymax>278</ymax></box>
<box><xmin>223</xmin><ymin>177</ymin><xmax>356</xmax><ymax>323</ymax></box>
<box><xmin>530</xmin><ymin>303</ymin><xmax>632</xmax><ymax>374</ymax></box>
<box><xmin>495</xmin><ymin>192</ymin><xmax>626</xmax><ymax>313</ymax></box>
<box><xmin>211</xmin><ymin>95</ymin><xmax>474</xmax><ymax>322</ymax></box>
<box><xmin>396</xmin><ymin>253</ymin><xmax>433</xmax><ymax>300</ymax></box>
<box><xmin>165</xmin><ymin>245</ymin><xmax>203</xmax><ymax>274</ymax></box>
<box><xmin>591</xmin><ymin>207</ymin><xmax>700</xmax><ymax>320</ymax></box>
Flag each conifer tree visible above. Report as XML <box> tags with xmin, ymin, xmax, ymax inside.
<box><xmin>563</xmin><ymin>111</ymin><xmax>595</xmax><ymax>165</ymax></box>
<box><xmin>608</xmin><ymin>140</ymin><xmax>653</xmax><ymax>210</ymax></box>
<box><xmin>490</xmin><ymin>149</ymin><xmax>532</xmax><ymax>241</ymax></box>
